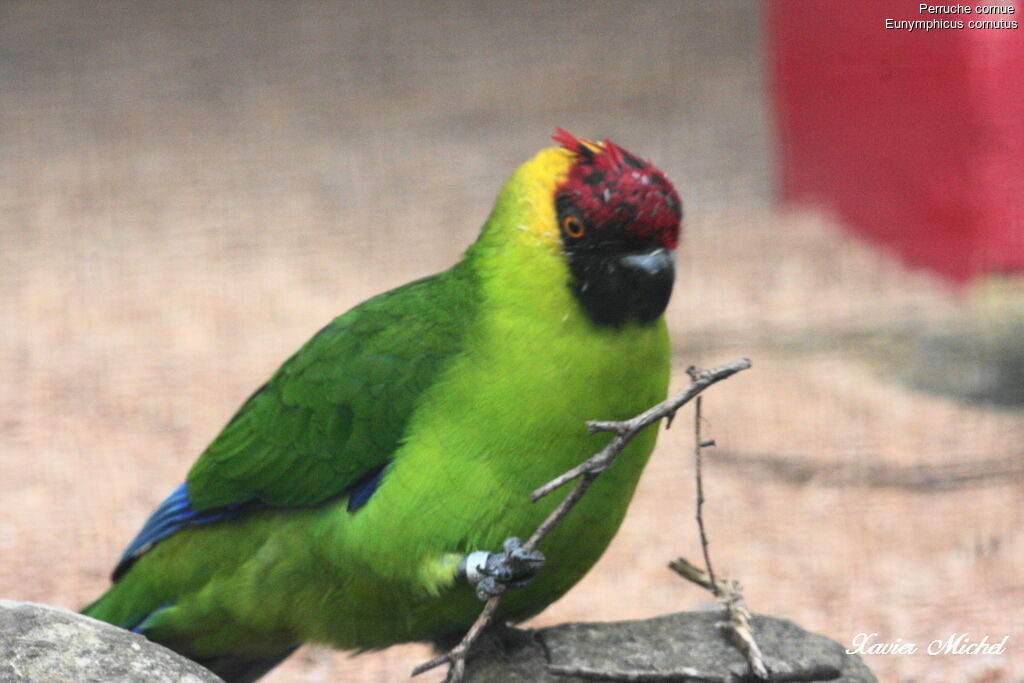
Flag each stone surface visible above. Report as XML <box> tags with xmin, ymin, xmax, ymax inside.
<box><xmin>1</xmin><ymin>600</ymin><xmax>878</xmax><ymax>682</ymax></box>
<box><xmin>465</xmin><ymin>611</ymin><xmax>877</xmax><ymax>682</ymax></box>
<box><xmin>0</xmin><ymin>599</ymin><xmax>222</xmax><ymax>683</ymax></box>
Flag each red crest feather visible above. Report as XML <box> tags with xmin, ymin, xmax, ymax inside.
<box><xmin>551</xmin><ymin>128</ymin><xmax>682</xmax><ymax>250</ymax></box>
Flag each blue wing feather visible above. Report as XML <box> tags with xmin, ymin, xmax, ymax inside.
<box><xmin>113</xmin><ymin>464</ymin><xmax>390</xmax><ymax>580</ymax></box>
<box><xmin>112</xmin><ymin>483</ymin><xmax>265</xmax><ymax>580</ymax></box>
<box><xmin>346</xmin><ymin>462</ymin><xmax>389</xmax><ymax>512</ymax></box>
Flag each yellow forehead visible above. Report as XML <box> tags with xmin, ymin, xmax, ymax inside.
<box><xmin>511</xmin><ymin>146</ymin><xmax>576</xmax><ymax>247</ymax></box>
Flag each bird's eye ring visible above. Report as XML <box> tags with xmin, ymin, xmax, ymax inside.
<box><xmin>563</xmin><ymin>215</ymin><xmax>585</xmax><ymax>239</ymax></box>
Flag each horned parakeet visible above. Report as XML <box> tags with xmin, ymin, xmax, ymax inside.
<box><xmin>83</xmin><ymin>130</ymin><xmax>683</xmax><ymax>681</ymax></box>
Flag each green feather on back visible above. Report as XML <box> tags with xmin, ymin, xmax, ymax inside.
<box><xmin>186</xmin><ymin>261</ymin><xmax>480</xmax><ymax>510</ymax></box>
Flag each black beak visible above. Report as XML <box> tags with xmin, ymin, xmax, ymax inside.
<box><xmin>570</xmin><ymin>246</ymin><xmax>676</xmax><ymax>328</ymax></box>
<box><xmin>618</xmin><ymin>248</ymin><xmax>675</xmax><ymax>325</ymax></box>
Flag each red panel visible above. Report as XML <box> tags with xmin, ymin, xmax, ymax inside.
<box><xmin>768</xmin><ymin>0</ymin><xmax>1024</xmax><ymax>282</ymax></box>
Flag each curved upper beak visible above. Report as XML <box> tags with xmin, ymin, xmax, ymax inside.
<box><xmin>620</xmin><ymin>248</ymin><xmax>675</xmax><ymax>280</ymax></box>
<box><xmin>616</xmin><ymin>247</ymin><xmax>675</xmax><ymax>325</ymax></box>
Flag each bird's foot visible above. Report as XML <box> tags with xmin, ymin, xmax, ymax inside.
<box><xmin>461</xmin><ymin>537</ymin><xmax>546</xmax><ymax>601</ymax></box>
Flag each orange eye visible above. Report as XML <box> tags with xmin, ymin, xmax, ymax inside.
<box><xmin>563</xmin><ymin>215</ymin><xmax>585</xmax><ymax>239</ymax></box>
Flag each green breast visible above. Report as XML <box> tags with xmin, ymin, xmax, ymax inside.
<box><xmin>340</xmin><ymin>244</ymin><xmax>672</xmax><ymax>640</ymax></box>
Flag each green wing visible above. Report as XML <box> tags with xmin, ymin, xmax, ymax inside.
<box><xmin>185</xmin><ymin>262</ymin><xmax>479</xmax><ymax>510</ymax></box>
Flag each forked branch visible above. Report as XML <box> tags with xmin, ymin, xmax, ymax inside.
<box><xmin>668</xmin><ymin>392</ymin><xmax>767</xmax><ymax>680</ymax></box>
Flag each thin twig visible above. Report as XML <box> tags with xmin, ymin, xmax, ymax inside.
<box><xmin>668</xmin><ymin>561</ymin><xmax>767</xmax><ymax>681</ymax></box>
<box><xmin>532</xmin><ymin>358</ymin><xmax>751</xmax><ymax>502</ymax></box>
<box><xmin>410</xmin><ymin>597</ymin><xmax>501</xmax><ymax>680</ymax></box>
<box><xmin>667</xmin><ymin>557</ymin><xmax>725</xmax><ymax>594</ymax></box>
<box><xmin>668</xmin><ymin>396</ymin><xmax>768</xmax><ymax>680</ymax></box>
<box><xmin>412</xmin><ymin>358</ymin><xmax>752</xmax><ymax>681</ymax></box>
<box><xmin>692</xmin><ymin>396</ymin><xmax>717</xmax><ymax>596</ymax></box>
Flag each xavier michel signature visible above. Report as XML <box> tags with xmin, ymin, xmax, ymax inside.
<box><xmin>847</xmin><ymin>632</ymin><xmax>1009</xmax><ymax>656</ymax></box>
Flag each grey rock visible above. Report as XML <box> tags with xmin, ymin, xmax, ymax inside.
<box><xmin>464</xmin><ymin>611</ymin><xmax>877</xmax><ymax>682</ymax></box>
<box><xmin>0</xmin><ymin>599</ymin><xmax>222</xmax><ymax>683</ymax></box>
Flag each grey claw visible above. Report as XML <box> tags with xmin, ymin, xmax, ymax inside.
<box><xmin>502</xmin><ymin>537</ymin><xmax>523</xmax><ymax>553</ymax></box>
<box><xmin>464</xmin><ymin>537</ymin><xmax>547</xmax><ymax>601</ymax></box>
<box><xmin>474</xmin><ymin>576</ymin><xmax>506</xmax><ymax>601</ymax></box>
<box><xmin>485</xmin><ymin>538</ymin><xmax>545</xmax><ymax>583</ymax></box>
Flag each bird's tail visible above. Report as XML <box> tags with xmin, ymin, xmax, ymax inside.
<box><xmin>81</xmin><ymin>579</ymin><xmax>161</xmax><ymax>634</ymax></box>
<box><xmin>83</xmin><ymin>581</ymin><xmax>298</xmax><ymax>682</ymax></box>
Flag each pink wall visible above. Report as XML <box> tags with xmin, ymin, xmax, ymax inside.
<box><xmin>768</xmin><ymin>0</ymin><xmax>1023</xmax><ymax>282</ymax></box>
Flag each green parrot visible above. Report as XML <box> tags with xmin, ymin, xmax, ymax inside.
<box><xmin>83</xmin><ymin>129</ymin><xmax>683</xmax><ymax>681</ymax></box>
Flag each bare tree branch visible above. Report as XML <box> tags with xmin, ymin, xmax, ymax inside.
<box><xmin>532</xmin><ymin>358</ymin><xmax>751</xmax><ymax>502</ymax></box>
<box><xmin>412</xmin><ymin>358</ymin><xmax>752</xmax><ymax>682</ymax></box>
<box><xmin>410</xmin><ymin>597</ymin><xmax>501</xmax><ymax>680</ymax></box>
<box><xmin>692</xmin><ymin>395</ymin><xmax>718</xmax><ymax>596</ymax></box>
<box><xmin>669</xmin><ymin>558</ymin><xmax>767</xmax><ymax>680</ymax></box>
<box><xmin>669</xmin><ymin>393</ymin><xmax>767</xmax><ymax>680</ymax></box>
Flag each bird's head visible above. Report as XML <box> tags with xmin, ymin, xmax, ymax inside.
<box><xmin>549</xmin><ymin>129</ymin><xmax>682</xmax><ymax>328</ymax></box>
<box><xmin>475</xmin><ymin>130</ymin><xmax>682</xmax><ymax>329</ymax></box>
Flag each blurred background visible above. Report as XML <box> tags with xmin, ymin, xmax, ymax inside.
<box><xmin>2</xmin><ymin>1</ymin><xmax>1022</xmax><ymax>681</ymax></box>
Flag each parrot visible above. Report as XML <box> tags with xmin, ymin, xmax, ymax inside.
<box><xmin>82</xmin><ymin>129</ymin><xmax>683</xmax><ymax>682</ymax></box>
